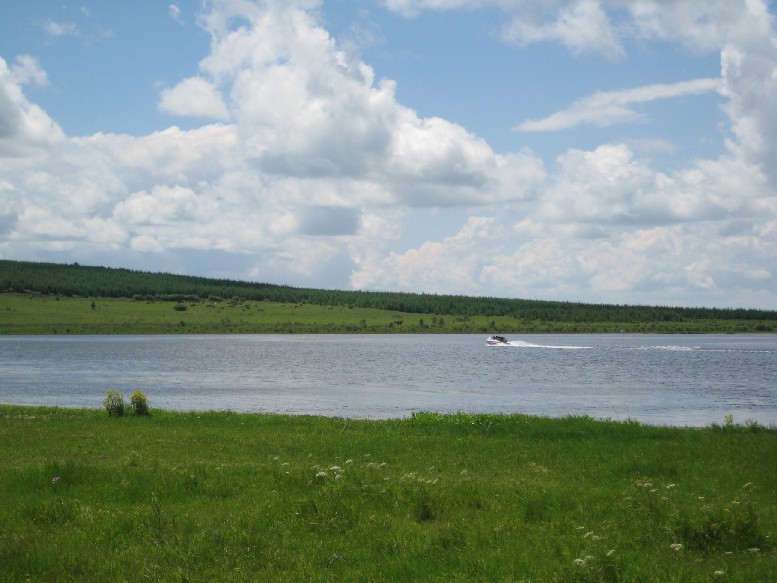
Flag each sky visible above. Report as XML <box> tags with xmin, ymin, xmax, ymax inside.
<box><xmin>1</xmin><ymin>1</ymin><xmax>776</xmax><ymax>309</ymax></box>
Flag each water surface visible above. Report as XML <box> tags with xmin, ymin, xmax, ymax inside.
<box><xmin>0</xmin><ymin>334</ymin><xmax>774</xmax><ymax>426</ymax></box>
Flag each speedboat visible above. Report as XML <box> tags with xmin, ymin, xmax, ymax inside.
<box><xmin>486</xmin><ymin>335</ymin><xmax>509</xmax><ymax>345</ymax></box>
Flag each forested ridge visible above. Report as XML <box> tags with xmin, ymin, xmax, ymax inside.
<box><xmin>3</xmin><ymin>259</ymin><xmax>775</xmax><ymax>324</ymax></box>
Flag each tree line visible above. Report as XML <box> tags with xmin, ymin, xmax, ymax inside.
<box><xmin>2</xmin><ymin>259</ymin><xmax>775</xmax><ymax>323</ymax></box>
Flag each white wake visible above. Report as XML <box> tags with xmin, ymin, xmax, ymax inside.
<box><xmin>504</xmin><ymin>340</ymin><xmax>591</xmax><ymax>350</ymax></box>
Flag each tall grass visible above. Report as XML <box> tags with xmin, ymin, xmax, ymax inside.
<box><xmin>0</xmin><ymin>406</ymin><xmax>774</xmax><ymax>581</ymax></box>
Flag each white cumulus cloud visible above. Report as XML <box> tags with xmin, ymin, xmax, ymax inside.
<box><xmin>1</xmin><ymin>0</ymin><xmax>776</xmax><ymax>308</ymax></box>
<box><xmin>159</xmin><ymin>77</ymin><xmax>230</xmax><ymax>121</ymax></box>
<box><xmin>0</xmin><ymin>57</ymin><xmax>64</xmax><ymax>154</ymax></box>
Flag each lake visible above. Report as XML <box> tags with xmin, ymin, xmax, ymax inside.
<box><xmin>0</xmin><ymin>334</ymin><xmax>775</xmax><ymax>427</ymax></box>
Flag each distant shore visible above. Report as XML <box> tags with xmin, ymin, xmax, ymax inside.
<box><xmin>2</xmin><ymin>259</ymin><xmax>775</xmax><ymax>335</ymax></box>
<box><xmin>2</xmin><ymin>293</ymin><xmax>774</xmax><ymax>334</ymax></box>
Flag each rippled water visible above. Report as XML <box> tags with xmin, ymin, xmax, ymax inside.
<box><xmin>0</xmin><ymin>334</ymin><xmax>775</xmax><ymax>426</ymax></box>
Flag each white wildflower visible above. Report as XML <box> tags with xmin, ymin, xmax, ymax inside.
<box><xmin>670</xmin><ymin>543</ymin><xmax>683</xmax><ymax>551</ymax></box>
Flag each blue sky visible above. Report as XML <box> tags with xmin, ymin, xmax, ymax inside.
<box><xmin>1</xmin><ymin>0</ymin><xmax>776</xmax><ymax>308</ymax></box>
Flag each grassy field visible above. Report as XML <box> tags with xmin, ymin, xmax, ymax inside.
<box><xmin>1</xmin><ymin>405</ymin><xmax>775</xmax><ymax>582</ymax></box>
<box><xmin>0</xmin><ymin>294</ymin><xmax>419</xmax><ymax>334</ymax></box>
<box><xmin>2</xmin><ymin>293</ymin><xmax>773</xmax><ymax>334</ymax></box>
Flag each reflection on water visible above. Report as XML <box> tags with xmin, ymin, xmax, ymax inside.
<box><xmin>0</xmin><ymin>334</ymin><xmax>774</xmax><ymax>426</ymax></box>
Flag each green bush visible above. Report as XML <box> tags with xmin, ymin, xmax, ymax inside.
<box><xmin>129</xmin><ymin>390</ymin><xmax>150</xmax><ymax>416</ymax></box>
<box><xmin>103</xmin><ymin>389</ymin><xmax>125</xmax><ymax>417</ymax></box>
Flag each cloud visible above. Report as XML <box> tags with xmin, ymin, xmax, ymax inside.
<box><xmin>537</xmin><ymin>143</ymin><xmax>768</xmax><ymax>229</ymax></box>
<box><xmin>8</xmin><ymin>55</ymin><xmax>49</xmax><ymax>87</ymax></box>
<box><xmin>354</xmin><ymin>211</ymin><xmax>775</xmax><ymax>307</ymax></box>
<box><xmin>159</xmin><ymin>77</ymin><xmax>230</xmax><ymax>120</ymax></box>
<box><xmin>41</xmin><ymin>20</ymin><xmax>80</xmax><ymax>39</ymax></box>
<box><xmin>297</xmin><ymin>206</ymin><xmax>361</xmax><ymax>236</ymax></box>
<box><xmin>169</xmin><ymin>4</ymin><xmax>185</xmax><ymax>26</ymax></box>
<box><xmin>0</xmin><ymin>57</ymin><xmax>64</xmax><ymax>152</ymax></box>
<box><xmin>386</xmin><ymin>0</ymin><xmax>775</xmax><ymax>61</ymax></box>
<box><xmin>113</xmin><ymin>185</ymin><xmax>200</xmax><ymax>225</ymax></box>
<box><xmin>384</xmin><ymin>0</ymin><xmax>624</xmax><ymax>58</ymax></box>
<box><xmin>629</xmin><ymin>0</ymin><xmax>774</xmax><ymax>51</ymax></box>
<box><xmin>1</xmin><ymin>1</ymin><xmax>776</xmax><ymax>308</ymax></box>
<box><xmin>351</xmin><ymin>216</ymin><xmax>501</xmax><ymax>294</ymax></box>
<box><xmin>38</xmin><ymin>11</ymin><xmax>114</xmax><ymax>45</ymax></box>
<box><xmin>502</xmin><ymin>0</ymin><xmax>625</xmax><ymax>60</ymax></box>
<box><xmin>188</xmin><ymin>0</ymin><xmax>541</xmax><ymax>205</ymax></box>
<box><xmin>720</xmin><ymin>38</ymin><xmax>777</xmax><ymax>185</ymax></box>
<box><xmin>516</xmin><ymin>78</ymin><xmax>722</xmax><ymax>132</ymax></box>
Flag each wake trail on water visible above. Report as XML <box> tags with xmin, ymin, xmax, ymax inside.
<box><xmin>505</xmin><ymin>340</ymin><xmax>591</xmax><ymax>350</ymax></box>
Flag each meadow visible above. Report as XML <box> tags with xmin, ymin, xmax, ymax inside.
<box><xmin>1</xmin><ymin>405</ymin><xmax>775</xmax><ymax>582</ymax></box>
<box><xmin>1</xmin><ymin>293</ymin><xmax>772</xmax><ymax>334</ymax></box>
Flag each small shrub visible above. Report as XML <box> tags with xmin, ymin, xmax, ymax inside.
<box><xmin>129</xmin><ymin>390</ymin><xmax>150</xmax><ymax>416</ymax></box>
<box><xmin>103</xmin><ymin>389</ymin><xmax>125</xmax><ymax>417</ymax></box>
<box><xmin>174</xmin><ymin>304</ymin><xmax>187</xmax><ymax>311</ymax></box>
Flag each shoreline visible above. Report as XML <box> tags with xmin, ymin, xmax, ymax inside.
<box><xmin>1</xmin><ymin>404</ymin><xmax>775</xmax><ymax>430</ymax></box>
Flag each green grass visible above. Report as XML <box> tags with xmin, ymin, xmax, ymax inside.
<box><xmin>2</xmin><ymin>293</ymin><xmax>773</xmax><ymax>334</ymax></box>
<box><xmin>0</xmin><ymin>294</ymin><xmax>426</xmax><ymax>334</ymax></box>
<box><xmin>1</xmin><ymin>406</ymin><xmax>775</xmax><ymax>581</ymax></box>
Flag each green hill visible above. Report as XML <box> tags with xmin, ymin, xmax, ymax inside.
<box><xmin>1</xmin><ymin>259</ymin><xmax>775</xmax><ymax>334</ymax></box>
